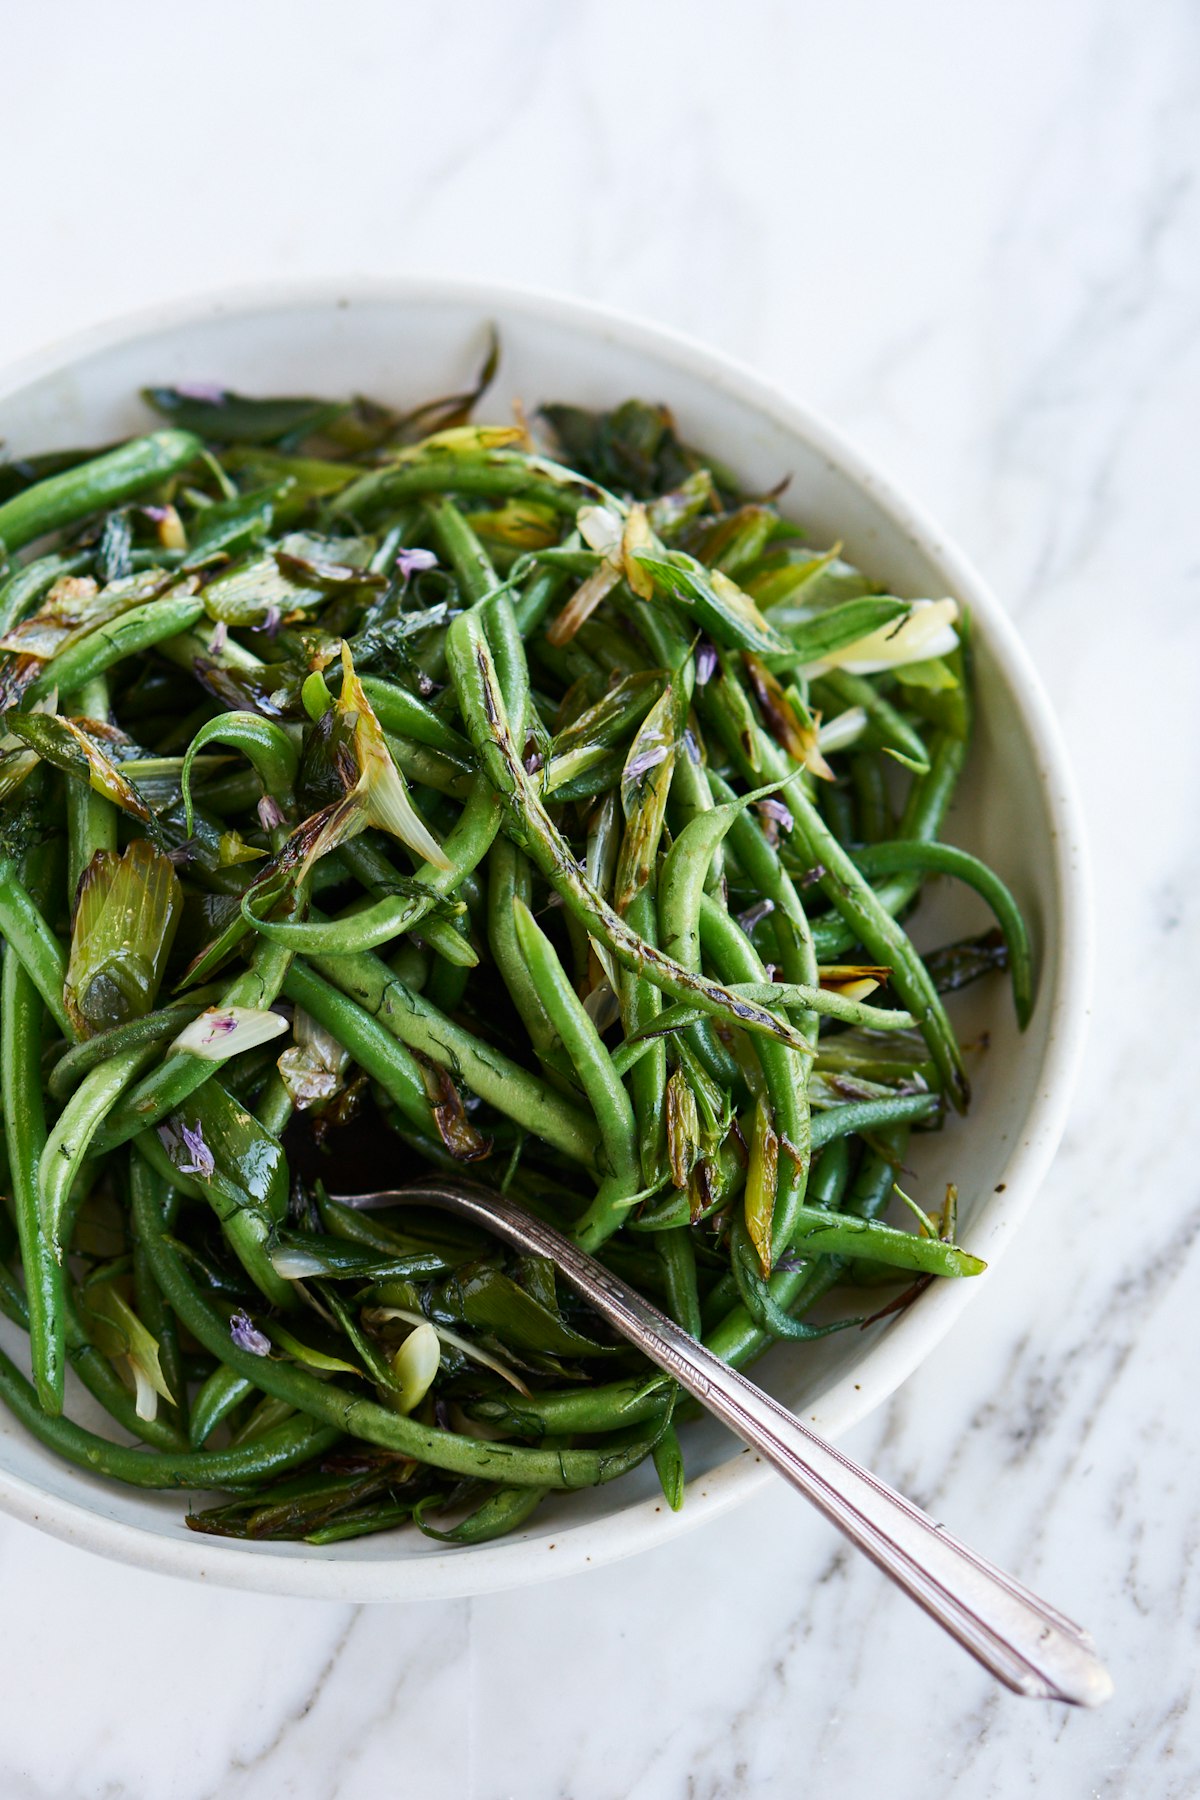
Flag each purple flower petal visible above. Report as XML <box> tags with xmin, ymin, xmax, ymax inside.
<box><xmin>757</xmin><ymin>797</ymin><xmax>794</xmax><ymax>833</ymax></box>
<box><xmin>209</xmin><ymin>620</ymin><xmax>228</xmax><ymax>653</ymax></box>
<box><xmin>773</xmin><ymin>1252</ymin><xmax>808</xmax><ymax>1274</ymax></box>
<box><xmin>257</xmin><ymin>794</ymin><xmax>285</xmax><ymax>832</ymax></box>
<box><xmin>737</xmin><ymin>898</ymin><xmax>776</xmax><ymax>933</ymax></box>
<box><xmin>695</xmin><ymin>642</ymin><xmax>718</xmax><ymax>687</ymax></box>
<box><xmin>176</xmin><ymin>1120</ymin><xmax>214</xmax><ymax>1180</ymax></box>
<box><xmin>396</xmin><ymin>547</ymin><xmax>438</xmax><ymax>582</ymax></box>
<box><xmin>625</xmin><ymin>743</ymin><xmax>669</xmax><ymax>784</ymax></box>
<box><xmin>229</xmin><ymin>1309</ymin><xmax>271</xmax><ymax>1357</ymax></box>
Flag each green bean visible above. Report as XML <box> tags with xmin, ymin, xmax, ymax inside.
<box><xmin>851</xmin><ymin>752</ymin><xmax>890</xmax><ymax>843</ymax></box>
<box><xmin>511</xmin><ymin>560</ymin><xmax>570</xmax><ymax>637</ymax></box>
<box><xmin>64</xmin><ymin>675</ymin><xmax>119</xmax><ymax>893</ymax></box>
<box><xmin>254</xmin><ymin>1068</ymin><xmax>294</xmax><ymax>1140</ymax></box>
<box><xmin>332</xmin><ymin>449</ymin><xmax>600</xmax><ymax>526</ymax></box>
<box><xmin>810</xmin><ymin>1092</ymin><xmax>939</xmax><ymax>1146</ymax></box>
<box><xmin>486</xmin><ymin>837</ymin><xmax>558</xmax><ymax>1061</ymax></box>
<box><xmin>189</xmin><ymin>1363</ymin><xmax>256</xmax><ymax>1448</ymax></box>
<box><xmin>424</xmin><ymin>495</ymin><xmax>499</xmax><ymax>605</ymax></box>
<box><xmin>181</xmin><ymin>712</ymin><xmax>299</xmax><ymax>834</ymax></box>
<box><xmin>0</xmin><ymin>430</ymin><xmax>201</xmax><ymax>555</ymax></box>
<box><xmin>24</xmin><ymin>592</ymin><xmax>206</xmax><ymax>704</ymax></box>
<box><xmin>658</xmin><ymin>800</ymin><xmax>745</xmax><ymax>973</ymax></box>
<box><xmin>0</xmin><ymin>859</ymin><xmax>71</xmax><ymax>1037</ymax></box>
<box><xmin>359</xmin><ymin>674</ymin><xmax>474</xmax><ymax>759</ymax></box>
<box><xmin>0</xmin><ymin>1344</ymin><xmax>338</xmax><ymax>1487</ymax></box>
<box><xmin>244</xmin><ymin>890</ymin><xmax>427</xmax><ymax>955</ymax></box>
<box><xmin>40</xmin><ymin>1045</ymin><xmax>156</xmax><ymax>1267</ymax></box>
<box><xmin>463</xmin><ymin>1371</ymin><xmax>672</xmax><ymax>1436</ymax></box>
<box><xmin>657</xmin><ymin>1229</ymin><xmax>702</xmax><ymax>1338</ymax></box>
<box><xmin>788</xmin><ymin>1129</ymin><xmax>909</xmax><ymax>1309</ymax></box>
<box><xmin>616</xmin><ymin>969</ymin><xmax>917</xmax><ymax>1062</ymax></box>
<box><xmin>337</xmin><ymin>836</ymin><xmax>482</xmax><ymax>969</ymax></box>
<box><xmin>511</xmin><ymin>898</ymin><xmax>639</xmax><ymax>1249</ymax></box>
<box><xmin>770</xmin><ymin>1199</ymin><xmax>982</xmax><ymax>1276</ymax></box>
<box><xmin>415</xmin><ymin>1477</ymin><xmax>558</xmax><ymax>1544</ymax></box>
<box><xmin>728</xmin><ymin>1213</ymin><xmax>861</xmax><ymax>1342</ymax></box>
<box><xmin>383</xmin><ymin>733</ymin><xmax>475</xmax><ymax>801</ymax></box>
<box><xmin>129</xmin><ymin>1161</ymin><xmax>187</xmax><ymax>1434</ymax></box>
<box><xmin>231</xmin><ymin>1394</ymin><xmax>297</xmax><ymax>1447</ymax></box>
<box><xmin>819</xmin><ymin>776</ymin><xmax>857</xmax><ymax>846</ymax></box>
<box><xmin>850</xmin><ymin>840</ymin><xmax>1033</xmax><ymax>1026</ymax></box>
<box><xmin>302</xmin><ymin>948</ymin><xmax>600</xmax><ymax>1166</ymax></box>
<box><xmin>2</xmin><ymin>947</ymin><xmax>65</xmax><ymax>1411</ymax></box>
<box><xmin>620</xmin><ymin>886</ymin><xmax>668</xmax><ymax>1187</ymax></box>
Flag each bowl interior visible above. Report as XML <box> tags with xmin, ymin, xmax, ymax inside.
<box><xmin>0</xmin><ymin>285</ymin><xmax>1086</xmax><ymax>1598</ymax></box>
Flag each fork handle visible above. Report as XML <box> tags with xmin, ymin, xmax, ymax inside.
<box><xmin>353</xmin><ymin>1181</ymin><xmax>1112</xmax><ymax>1707</ymax></box>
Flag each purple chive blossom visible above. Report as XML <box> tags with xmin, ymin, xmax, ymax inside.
<box><xmin>625</xmin><ymin>744</ymin><xmax>669</xmax><ymax>784</ymax></box>
<box><xmin>257</xmin><ymin>794</ymin><xmax>285</xmax><ymax>832</ymax></box>
<box><xmin>141</xmin><ymin>504</ymin><xmax>170</xmax><ymax>523</ymax></box>
<box><xmin>682</xmin><ymin>727</ymin><xmax>702</xmax><ymax>766</ymax></box>
<box><xmin>695</xmin><ymin>642</ymin><xmax>718</xmax><ymax>687</ymax></box>
<box><xmin>260</xmin><ymin>605</ymin><xmax>282</xmax><ymax>638</ymax></box>
<box><xmin>175</xmin><ymin>1121</ymin><xmax>214</xmax><ymax>1180</ymax></box>
<box><xmin>797</xmin><ymin>862</ymin><xmax>827</xmax><ymax>890</ymax></box>
<box><xmin>209</xmin><ymin>620</ymin><xmax>228</xmax><ymax>653</ymax></box>
<box><xmin>757</xmin><ymin>797</ymin><xmax>794</xmax><ymax>834</ymax></box>
<box><xmin>174</xmin><ymin>381</ymin><xmax>226</xmax><ymax>404</ymax></box>
<box><xmin>396</xmin><ymin>546</ymin><xmax>439</xmax><ymax>583</ymax></box>
<box><xmin>737</xmin><ymin>898</ymin><xmax>776</xmax><ymax>933</ymax></box>
<box><xmin>229</xmin><ymin>1309</ymin><xmax>271</xmax><ymax>1357</ymax></box>
<box><xmin>774</xmin><ymin>1252</ymin><xmax>808</xmax><ymax>1274</ymax></box>
<box><xmin>523</xmin><ymin>738</ymin><xmax>544</xmax><ymax>776</ymax></box>
<box><xmin>205</xmin><ymin>1012</ymin><xmax>240</xmax><ymax>1037</ymax></box>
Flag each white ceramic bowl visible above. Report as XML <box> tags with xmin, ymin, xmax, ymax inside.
<box><xmin>0</xmin><ymin>280</ymin><xmax>1090</xmax><ymax>1599</ymax></box>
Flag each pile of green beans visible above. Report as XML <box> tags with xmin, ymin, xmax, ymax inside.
<box><xmin>0</xmin><ymin>370</ymin><xmax>1033</xmax><ymax>1545</ymax></box>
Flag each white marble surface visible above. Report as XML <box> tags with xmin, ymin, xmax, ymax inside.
<box><xmin>1</xmin><ymin>1</ymin><xmax>1197</xmax><ymax>1794</ymax></box>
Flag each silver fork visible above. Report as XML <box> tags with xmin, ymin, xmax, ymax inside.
<box><xmin>335</xmin><ymin>1178</ymin><xmax>1112</xmax><ymax>1708</ymax></box>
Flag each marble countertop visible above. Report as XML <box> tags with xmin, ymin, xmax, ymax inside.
<box><xmin>1</xmin><ymin>1</ymin><xmax>1196</xmax><ymax>1794</ymax></box>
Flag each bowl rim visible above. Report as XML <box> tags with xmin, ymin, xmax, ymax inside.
<box><xmin>0</xmin><ymin>275</ymin><xmax>1093</xmax><ymax>1601</ymax></box>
